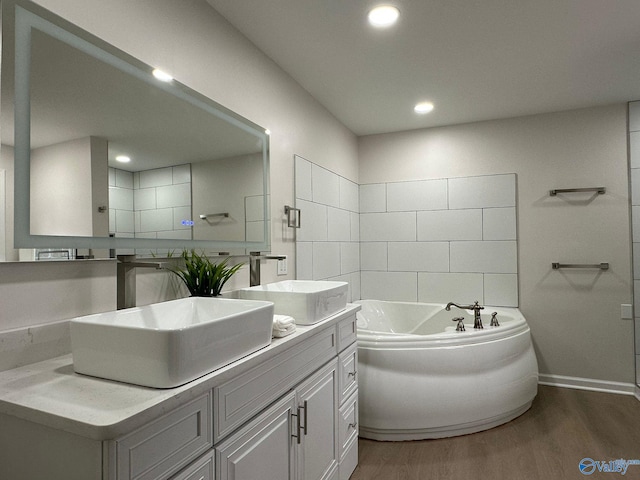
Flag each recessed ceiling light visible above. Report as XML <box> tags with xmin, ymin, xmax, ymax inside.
<box><xmin>414</xmin><ymin>102</ymin><xmax>434</xmax><ymax>114</ymax></box>
<box><xmin>115</xmin><ymin>155</ymin><xmax>131</xmax><ymax>163</ymax></box>
<box><xmin>367</xmin><ymin>5</ymin><xmax>400</xmax><ymax>28</ymax></box>
<box><xmin>152</xmin><ymin>68</ymin><xmax>173</xmax><ymax>82</ymax></box>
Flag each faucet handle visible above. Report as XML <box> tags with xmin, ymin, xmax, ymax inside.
<box><xmin>473</xmin><ymin>300</ymin><xmax>484</xmax><ymax>310</ymax></box>
<box><xmin>452</xmin><ymin>317</ymin><xmax>466</xmax><ymax>332</ymax></box>
<box><xmin>490</xmin><ymin>312</ymin><xmax>499</xmax><ymax>327</ymax></box>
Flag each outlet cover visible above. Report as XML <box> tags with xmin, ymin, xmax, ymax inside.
<box><xmin>621</xmin><ymin>304</ymin><xmax>633</xmax><ymax>320</ymax></box>
<box><xmin>277</xmin><ymin>257</ymin><xmax>287</xmax><ymax>276</ymax></box>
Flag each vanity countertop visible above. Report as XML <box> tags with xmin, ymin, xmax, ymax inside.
<box><xmin>0</xmin><ymin>304</ymin><xmax>360</xmax><ymax>441</ymax></box>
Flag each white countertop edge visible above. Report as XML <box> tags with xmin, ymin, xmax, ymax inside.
<box><xmin>0</xmin><ymin>304</ymin><xmax>360</xmax><ymax>441</ymax></box>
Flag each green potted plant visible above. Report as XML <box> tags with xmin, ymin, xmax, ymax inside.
<box><xmin>167</xmin><ymin>249</ymin><xmax>243</xmax><ymax>297</ymax></box>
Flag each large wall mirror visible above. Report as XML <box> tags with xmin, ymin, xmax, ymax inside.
<box><xmin>1</xmin><ymin>0</ymin><xmax>270</xmax><ymax>261</ymax></box>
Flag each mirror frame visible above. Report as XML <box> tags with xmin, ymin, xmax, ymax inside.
<box><xmin>8</xmin><ymin>0</ymin><xmax>271</xmax><ymax>253</ymax></box>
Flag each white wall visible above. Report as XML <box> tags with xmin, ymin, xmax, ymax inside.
<box><xmin>359</xmin><ymin>104</ymin><xmax>634</xmax><ymax>384</ymax></box>
<box><xmin>30</xmin><ymin>137</ymin><xmax>97</xmax><ymax>236</ymax></box>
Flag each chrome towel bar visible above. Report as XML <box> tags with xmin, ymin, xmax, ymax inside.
<box><xmin>552</xmin><ymin>262</ymin><xmax>609</xmax><ymax>271</ymax></box>
<box><xmin>199</xmin><ymin>212</ymin><xmax>229</xmax><ymax>219</ymax></box>
<box><xmin>549</xmin><ymin>187</ymin><xmax>605</xmax><ymax>196</ymax></box>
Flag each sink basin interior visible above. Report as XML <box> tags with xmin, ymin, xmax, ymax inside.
<box><xmin>70</xmin><ymin>297</ymin><xmax>274</xmax><ymax>388</ymax></box>
<box><xmin>238</xmin><ymin>280</ymin><xmax>348</xmax><ymax>325</ymax></box>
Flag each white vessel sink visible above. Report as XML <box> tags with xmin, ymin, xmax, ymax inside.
<box><xmin>238</xmin><ymin>280</ymin><xmax>348</xmax><ymax>325</ymax></box>
<box><xmin>70</xmin><ymin>297</ymin><xmax>274</xmax><ymax>388</ymax></box>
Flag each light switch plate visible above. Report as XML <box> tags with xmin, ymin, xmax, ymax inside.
<box><xmin>621</xmin><ymin>304</ymin><xmax>633</xmax><ymax>320</ymax></box>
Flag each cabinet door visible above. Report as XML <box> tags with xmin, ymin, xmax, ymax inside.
<box><xmin>216</xmin><ymin>391</ymin><xmax>297</xmax><ymax>480</ymax></box>
<box><xmin>296</xmin><ymin>360</ymin><xmax>339</xmax><ymax>480</ymax></box>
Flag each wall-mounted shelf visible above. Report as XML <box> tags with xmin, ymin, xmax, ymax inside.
<box><xmin>549</xmin><ymin>187</ymin><xmax>605</xmax><ymax>196</ymax></box>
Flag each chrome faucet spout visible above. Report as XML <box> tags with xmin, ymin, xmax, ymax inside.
<box><xmin>249</xmin><ymin>251</ymin><xmax>287</xmax><ymax>286</ymax></box>
<box><xmin>117</xmin><ymin>255</ymin><xmax>166</xmax><ymax>310</ymax></box>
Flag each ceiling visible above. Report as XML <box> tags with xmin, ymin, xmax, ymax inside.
<box><xmin>206</xmin><ymin>0</ymin><xmax>640</xmax><ymax>136</ymax></box>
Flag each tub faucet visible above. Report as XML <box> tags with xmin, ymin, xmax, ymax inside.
<box><xmin>445</xmin><ymin>301</ymin><xmax>484</xmax><ymax>329</ymax></box>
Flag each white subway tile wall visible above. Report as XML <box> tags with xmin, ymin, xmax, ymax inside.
<box><xmin>359</xmin><ymin>174</ymin><xmax>518</xmax><ymax>306</ymax></box>
<box><xmin>295</xmin><ymin>155</ymin><xmax>361</xmax><ymax>302</ymax></box>
<box><xmin>627</xmin><ymin>101</ymin><xmax>640</xmax><ymax>386</ymax></box>
<box><xmin>295</xmin><ymin>155</ymin><xmax>518</xmax><ymax>306</ymax></box>
<box><xmin>386</xmin><ymin>179</ymin><xmax>447</xmax><ymax>211</ymax></box>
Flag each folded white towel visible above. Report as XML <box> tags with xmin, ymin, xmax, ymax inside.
<box><xmin>273</xmin><ymin>314</ymin><xmax>296</xmax><ymax>338</ymax></box>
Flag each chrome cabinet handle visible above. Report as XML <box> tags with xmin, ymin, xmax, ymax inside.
<box><xmin>291</xmin><ymin>411</ymin><xmax>300</xmax><ymax>444</ymax></box>
<box><xmin>292</xmin><ymin>401</ymin><xmax>308</xmax><ymax>444</ymax></box>
<box><xmin>348</xmin><ymin>370</ymin><xmax>357</xmax><ymax>379</ymax></box>
<box><xmin>300</xmin><ymin>400</ymin><xmax>308</xmax><ymax>435</ymax></box>
<box><xmin>348</xmin><ymin>422</ymin><xmax>358</xmax><ymax>429</ymax></box>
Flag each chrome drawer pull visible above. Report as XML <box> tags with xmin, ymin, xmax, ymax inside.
<box><xmin>348</xmin><ymin>422</ymin><xmax>358</xmax><ymax>430</ymax></box>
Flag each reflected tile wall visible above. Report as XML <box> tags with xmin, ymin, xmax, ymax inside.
<box><xmin>109</xmin><ymin>165</ymin><xmax>193</xmax><ymax>256</ymax></box>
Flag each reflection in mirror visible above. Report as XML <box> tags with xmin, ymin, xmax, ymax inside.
<box><xmin>0</xmin><ymin>170</ymin><xmax>5</xmax><ymax>261</ymax></box>
<box><xmin>1</xmin><ymin>0</ymin><xmax>270</xmax><ymax>260</ymax></box>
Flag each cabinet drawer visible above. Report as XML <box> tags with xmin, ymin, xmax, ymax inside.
<box><xmin>338</xmin><ymin>343</ymin><xmax>358</xmax><ymax>404</ymax></box>
<box><xmin>338</xmin><ymin>390</ymin><xmax>358</xmax><ymax>461</ymax></box>
<box><xmin>336</xmin><ymin>314</ymin><xmax>357</xmax><ymax>353</ymax></box>
<box><xmin>170</xmin><ymin>450</ymin><xmax>214</xmax><ymax>480</ymax></box>
<box><xmin>115</xmin><ymin>393</ymin><xmax>212</xmax><ymax>480</ymax></box>
<box><xmin>214</xmin><ymin>326</ymin><xmax>337</xmax><ymax>442</ymax></box>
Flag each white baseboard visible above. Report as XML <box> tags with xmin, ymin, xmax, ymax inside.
<box><xmin>539</xmin><ymin>373</ymin><xmax>637</xmax><ymax>397</ymax></box>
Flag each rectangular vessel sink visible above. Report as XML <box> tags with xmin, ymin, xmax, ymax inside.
<box><xmin>70</xmin><ymin>297</ymin><xmax>274</xmax><ymax>388</ymax></box>
<box><xmin>238</xmin><ymin>280</ymin><xmax>348</xmax><ymax>325</ymax></box>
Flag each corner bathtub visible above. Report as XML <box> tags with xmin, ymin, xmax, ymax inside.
<box><xmin>356</xmin><ymin>300</ymin><xmax>538</xmax><ymax>441</ymax></box>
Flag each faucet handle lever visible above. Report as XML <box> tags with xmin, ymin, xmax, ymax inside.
<box><xmin>452</xmin><ymin>317</ymin><xmax>466</xmax><ymax>332</ymax></box>
<box><xmin>490</xmin><ymin>312</ymin><xmax>499</xmax><ymax>327</ymax></box>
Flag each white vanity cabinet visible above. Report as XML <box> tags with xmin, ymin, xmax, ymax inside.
<box><xmin>0</xmin><ymin>306</ymin><xmax>360</xmax><ymax>480</ymax></box>
<box><xmin>215</xmin><ymin>313</ymin><xmax>358</xmax><ymax>480</ymax></box>
<box><xmin>216</xmin><ymin>360</ymin><xmax>339</xmax><ymax>480</ymax></box>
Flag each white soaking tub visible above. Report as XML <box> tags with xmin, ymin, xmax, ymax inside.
<box><xmin>356</xmin><ymin>299</ymin><xmax>539</xmax><ymax>441</ymax></box>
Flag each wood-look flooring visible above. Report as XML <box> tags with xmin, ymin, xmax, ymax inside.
<box><xmin>350</xmin><ymin>385</ymin><xmax>640</xmax><ymax>480</ymax></box>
